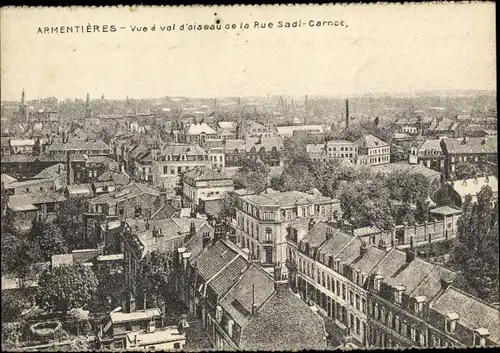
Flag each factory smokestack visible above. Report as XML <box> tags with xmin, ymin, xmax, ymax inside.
<box><xmin>345</xmin><ymin>99</ymin><xmax>349</xmax><ymax>129</ymax></box>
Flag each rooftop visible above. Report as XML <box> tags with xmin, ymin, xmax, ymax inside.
<box><xmin>186</xmin><ymin>122</ymin><xmax>217</xmax><ymax>135</ymax></box>
<box><xmin>88</xmin><ymin>183</ymin><xmax>160</xmax><ymax>205</ymax></box>
<box><xmin>242</xmin><ymin>190</ymin><xmax>336</xmax><ymax>208</ymax></box>
<box><xmin>354</xmin><ymin>134</ymin><xmax>389</xmax><ymax>149</ymax></box>
<box><xmin>110</xmin><ymin>308</ymin><xmax>162</xmax><ymax>324</ymax></box>
<box><xmin>443</xmin><ymin>136</ymin><xmax>497</xmax><ymax>154</ymax></box>
<box><xmin>451</xmin><ymin>176</ymin><xmax>498</xmax><ymax>199</ymax></box>
<box><xmin>183</xmin><ymin>166</ymin><xmax>231</xmax><ymax>182</ymax></box>
<box><xmin>430</xmin><ymin>286</ymin><xmax>500</xmax><ymax>343</ymax></box>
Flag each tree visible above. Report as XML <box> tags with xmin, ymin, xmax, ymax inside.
<box><xmin>55</xmin><ymin>198</ymin><xmax>86</xmax><ymax>249</ymax></box>
<box><xmin>234</xmin><ymin>158</ymin><xmax>269</xmax><ymax>194</ymax></box>
<box><xmin>36</xmin><ymin>263</ymin><xmax>98</xmax><ymax>312</ymax></box>
<box><xmin>1</xmin><ymin>289</ymin><xmax>32</xmax><ymax>322</ymax></box>
<box><xmin>137</xmin><ymin>250</ymin><xmax>176</xmax><ymax>311</ymax></box>
<box><xmin>33</xmin><ymin>222</ymin><xmax>68</xmax><ymax>261</ymax></box>
<box><xmin>452</xmin><ymin>186</ymin><xmax>499</xmax><ymax>303</ymax></box>
<box><xmin>454</xmin><ymin>161</ymin><xmax>494</xmax><ymax>180</ymax></box>
<box><xmin>1</xmin><ymin>234</ymin><xmax>41</xmax><ymax>286</ymax></box>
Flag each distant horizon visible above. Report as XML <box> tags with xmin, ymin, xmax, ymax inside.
<box><xmin>1</xmin><ymin>88</ymin><xmax>497</xmax><ymax>104</ymax></box>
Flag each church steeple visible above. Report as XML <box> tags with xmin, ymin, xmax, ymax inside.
<box><xmin>84</xmin><ymin>93</ymin><xmax>92</xmax><ymax>119</ymax></box>
<box><xmin>19</xmin><ymin>89</ymin><xmax>28</xmax><ymax>120</ymax></box>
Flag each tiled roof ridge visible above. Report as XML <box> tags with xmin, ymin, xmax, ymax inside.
<box><xmin>439</xmin><ymin>284</ymin><xmax>500</xmax><ymax>311</ymax></box>
<box><xmin>205</xmin><ymin>253</ymin><xmax>244</xmax><ymax>288</ymax></box>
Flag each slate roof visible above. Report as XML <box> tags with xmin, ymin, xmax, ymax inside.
<box><xmin>160</xmin><ymin>143</ymin><xmax>207</xmax><ymax>156</ymax></box>
<box><xmin>186</xmin><ymin>122</ymin><xmax>217</xmax><ymax>135</ymax></box>
<box><xmin>240</xmin><ymin>285</ymin><xmax>327</xmax><ymax>351</ymax></box>
<box><xmin>183</xmin><ymin>166</ymin><xmax>231</xmax><ymax>182</ymax></box>
<box><xmin>443</xmin><ymin>136</ymin><xmax>497</xmax><ymax>154</ymax></box>
<box><xmin>418</xmin><ymin>138</ymin><xmax>445</xmax><ymax>153</ymax></box>
<box><xmin>318</xmin><ymin>230</ymin><xmax>354</xmax><ymax>263</ymax></box>
<box><xmin>354</xmin><ymin>134</ymin><xmax>389</xmax><ymax>149</ymax></box>
<box><xmin>1</xmin><ymin>173</ymin><xmax>17</xmax><ymax>186</ymax></box>
<box><xmin>301</xmin><ymin>222</ymin><xmax>337</xmax><ymax>249</ymax></box>
<box><xmin>33</xmin><ymin>163</ymin><xmax>66</xmax><ymax>179</ymax></box>
<box><xmin>354</xmin><ymin>226</ymin><xmax>382</xmax><ymax>237</ymax></box>
<box><xmin>220</xmin><ymin>264</ymin><xmax>276</xmax><ymax>327</ymax></box>
<box><xmin>207</xmin><ymin>255</ymin><xmax>249</xmax><ymax>297</ymax></box>
<box><xmin>451</xmin><ymin>176</ymin><xmax>498</xmax><ymax>200</ymax></box>
<box><xmin>430</xmin><ymin>286</ymin><xmax>500</xmax><ymax>344</ymax></box>
<box><xmin>190</xmin><ymin>240</ymin><xmax>239</xmax><ymax>281</ymax></box>
<box><xmin>47</xmin><ymin>140</ymin><xmax>110</xmax><ymax>152</ymax></box>
<box><xmin>88</xmin><ymin>183</ymin><xmax>160</xmax><ymax>205</ymax></box>
<box><xmin>242</xmin><ymin>190</ymin><xmax>336</xmax><ymax>208</ymax></box>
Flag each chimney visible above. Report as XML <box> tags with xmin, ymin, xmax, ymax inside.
<box><xmin>406</xmin><ymin>239</ymin><xmax>415</xmax><ymax>263</ymax></box>
<box><xmin>359</xmin><ymin>241</ymin><xmax>368</xmax><ymax>258</ymax></box>
<box><xmin>441</xmin><ymin>278</ymin><xmax>453</xmax><ymax>290</ymax></box>
<box><xmin>177</xmin><ymin>247</ymin><xmax>186</xmax><ymax>266</ymax></box>
<box><xmin>308</xmin><ymin>218</ymin><xmax>315</xmax><ymax>231</ymax></box>
<box><xmin>461</xmin><ymin>136</ymin><xmax>467</xmax><ymax>145</ymax></box>
<box><xmin>145</xmin><ymin>220</ymin><xmax>150</xmax><ymax>230</ymax></box>
<box><xmin>66</xmin><ymin>152</ymin><xmax>72</xmax><ymax>185</ymax></box>
<box><xmin>182</xmin><ymin>252</ymin><xmax>191</xmax><ymax>270</ymax></box>
<box><xmin>202</xmin><ymin>232</ymin><xmax>211</xmax><ymax>249</ymax></box>
<box><xmin>345</xmin><ymin>100</ymin><xmax>349</xmax><ymax>129</ymax></box>
<box><xmin>190</xmin><ymin>221</ymin><xmax>196</xmax><ymax>237</ymax></box>
<box><xmin>251</xmin><ymin>284</ymin><xmax>258</xmax><ymax>316</ymax></box>
<box><xmin>481</xmin><ymin>137</ymin><xmax>486</xmax><ymax>145</ymax></box>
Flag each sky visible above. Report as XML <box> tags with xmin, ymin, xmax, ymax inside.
<box><xmin>0</xmin><ymin>3</ymin><xmax>496</xmax><ymax>101</ymax></box>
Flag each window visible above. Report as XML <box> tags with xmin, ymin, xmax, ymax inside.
<box><xmin>163</xmin><ymin>166</ymin><xmax>168</xmax><ymax>174</ymax></box>
<box><xmin>445</xmin><ymin>316</ymin><xmax>457</xmax><ymax>334</ymax></box>
<box><xmin>361</xmin><ymin>298</ymin><xmax>366</xmax><ymax>313</ymax></box>
<box><xmin>342</xmin><ymin>284</ymin><xmax>346</xmax><ymax>300</ymax></box>
<box><xmin>174</xmin><ymin>343</ymin><xmax>181</xmax><ymax>349</ymax></box>
<box><xmin>355</xmin><ymin>294</ymin><xmax>360</xmax><ymax>310</ymax></box>
<box><xmin>349</xmin><ymin>291</ymin><xmax>354</xmax><ymax>305</ymax></box>
<box><xmin>473</xmin><ymin>333</ymin><xmax>486</xmax><ymax>347</ymax></box>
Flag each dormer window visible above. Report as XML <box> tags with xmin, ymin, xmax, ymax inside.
<box><xmin>374</xmin><ymin>274</ymin><xmax>384</xmax><ymax>292</ymax></box>
<box><xmin>393</xmin><ymin>286</ymin><xmax>405</xmax><ymax>304</ymax></box>
<box><xmin>413</xmin><ymin>296</ymin><xmax>427</xmax><ymax>314</ymax></box>
<box><xmin>445</xmin><ymin>312</ymin><xmax>459</xmax><ymax>334</ymax></box>
<box><xmin>473</xmin><ymin>328</ymin><xmax>489</xmax><ymax>347</ymax></box>
<box><xmin>216</xmin><ymin>306</ymin><xmax>222</xmax><ymax>323</ymax></box>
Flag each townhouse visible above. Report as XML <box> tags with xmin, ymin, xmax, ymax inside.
<box><xmin>234</xmin><ymin>189</ymin><xmax>342</xmax><ymax>266</ymax></box>
<box><xmin>354</xmin><ymin>134</ymin><xmax>390</xmax><ymax>166</ymax></box>
<box><xmin>151</xmin><ymin>143</ymin><xmax>211</xmax><ymax>190</ymax></box>
<box><xmin>440</xmin><ymin>136</ymin><xmax>497</xmax><ymax>180</ymax></box>
<box><xmin>408</xmin><ymin>138</ymin><xmax>447</xmax><ymax>172</ymax></box>
<box><xmin>285</xmin><ymin>220</ymin><xmax>499</xmax><ymax>349</ymax></box>
<box><xmin>184</xmin><ymin>122</ymin><xmax>218</xmax><ymax>148</ymax></box>
<box><xmin>181</xmin><ymin>166</ymin><xmax>234</xmax><ymax>211</ymax></box>
<box><xmin>306</xmin><ymin>140</ymin><xmax>358</xmax><ymax>164</ymax></box>
<box><xmin>177</xmin><ymin>239</ymin><xmax>327</xmax><ymax>351</ymax></box>
<box><xmin>121</xmin><ymin>216</ymin><xmax>214</xmax><ymax>312</ymax></box>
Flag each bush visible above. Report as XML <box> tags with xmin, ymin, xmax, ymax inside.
<box><xmin>2</xmin><ymin>321</ymin><xmax>24</xmax><ymax>348</ymax></box>
<box><xmin>29</xmin><ymin>320</ymin><xmax>63</xmax><ymax>341</ymax></box>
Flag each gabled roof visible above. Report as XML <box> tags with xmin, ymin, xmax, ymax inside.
<box><xmin>190</xmin><ymin>240</ymin><xmax>239</xmax><ymax>282</ymax></box>
<box><xmin>183</xmin><ymin>166</ymin><xmax>231</xmax><ymax>182</ymax></box>
<box><xmin>87</xmin><ymin>183</ymin><xmax>160</xmax><ymax>205</ymax></box>
<box><xmin>442</xmin><ymin>136</ymin><xmax>497</xmax><ymax>154</ymax></box>
<box><xmin>217</xmin><ymin>121</ymin><xmax>237</xmax><ymax>132</ymax></box>
<box><xmin>430</xmin><ymin>286</ymin><xmax>500</xmax><ymax>343</ymax></box>
<box><xmin>242</xmin><ymin>190</ymin><xmax>336</xmax><ymax>208</ymax></box>
<box><xmin>301</xmin><ymin>222</ymin><xmax>337</xmax><ymax>249</ymax></box>
<box><xmin>186</xmin><ymin>122</ymin><xmax>217</xmax><ymax>135</ymax></box>
<box><xmin>220</xmin><ymin>264</ymin><xmax>275</xmax><ymax>327</ymax></box>
<box><xmin>46</xmin><ymin>140</ymin><xmax>110</xmax><ymax>152</ymax></box>
<box><xmin>354</xmin><ymin>134</ymin><xmax>389</xmax><ymax>149</ymax></box>
<box><xmin>240</xmin><ymin>283</ymin><xmax>327</xmax><ymax>350</ymax></box>
<box><xmin>33</xmin><ymin>163</ymin><xmax>66</xmax><ymax>180</ymax></box>
<box><xmin>1</xmin><ymin>173</ymin><xmax>17</xmax><ymax>186</ymax></box>
<box><xmin>451</xmin><ymin>176</ymin><xmax>498</xmax><ymax>199</ymax></box>
<box><xmin>207</xmin><ymin>255</ymin><xmax>249</xmax><ymax>297</ymax></box>
<box><xmin>160</xmin><ymin>143</ymin><xmax>207</xmax><ymax>156</ymax></box>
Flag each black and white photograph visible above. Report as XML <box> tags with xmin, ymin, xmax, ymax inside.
<box><xmin>0</xmin><ymin>3</ymin><xmax>498</xmax><ymax>351</ymax></box>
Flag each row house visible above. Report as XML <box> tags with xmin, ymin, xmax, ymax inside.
<box><xmin>45</xmin><ymin>139</ymin><xmax>111</xmax><ymax>156</ymax></box>
<box><xmin>133</xmin><ymin>150</ymin><xmax>154</xmax><ymax>183</ymax></box>
<box><xmin>0</xmin><ymin>137</ymin><xmax>39</xmax><ymax>155</ymax></box>
<box><xmin>121</xmin><ymin>216</ymin><xmax>214</xmax><ymax>312</ymax></box>
<box><xmin>83</xmin><ymin>183</ymin><xmax>169</xmax><ymax>243</ymax></box>
<box><xmin>152</xmin><ymin>143</ymin><xmax>211</xmax><ymax>190</ymax></box>
<box><xmin>207</xmin><ymin>147</ymin><xmax>225</xmax><ymax>171</ymax></box>
<box><xmin>288</xmin><ymin>221</ymin><xmax>385</xmax><ymax>346</ymax></box>
<box><xmin>306</xmin><ymin>140</ymin><xmax>358</xmax><ymax>164</ymax></box>
<box><xmin>234</xmin><ymin>189</ymin><xmax>342</xmax><ymax>266</ymax></box>
<box><xmin>354</xmin><ymin>134</ymin><xmax>390</xmax><ymax>166</ymax></box>
<box><xmin>408</xmin><ymin>138</ymin><xmax>446</xmax><ymax>172</ymax></box>
<box><xmin>222</xmin><ymin>136</ymin><xmax>284</xmax><ymax>167</ymax></box>
<box><xmin>181</xmin><ymin>166</ymin><xmax>234</xmax><ymax>211</ymax></box>
<box><xmin>287</xmin><ymin>221</ymin><xmax>500</xmax><ymax>348</ymax></box>
<box><xmin>240</xmin><ymin>121</ymin><xmax>276</xmax><ymax>139</ymax></box>
<box><xmin>6</xmin><ymin>189</ymin><xmax>67</xmax><ymax>231</ymax></box>
<box><xmin>365</xmin><ymin>246</ymin><xmax>458</xmax><ymax>348</ymax></box>
<box><xmin>440</xmin><ymin>136</ymin><xmax>497</xmax><ymax>180</ymax></box>
<box><xmin>177</xmin><ymin>239</ymin><xmax>327</xmax><ymax>351</ymax></box>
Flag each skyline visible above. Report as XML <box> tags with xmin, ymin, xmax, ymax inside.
<box><xmin>1</xmin><ymin>3</ymin><xmax>496</xmax><ymax>101</ymax></box>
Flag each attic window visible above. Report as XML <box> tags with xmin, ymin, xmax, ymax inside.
<box><xmin>445</xmin><ymin>312</ymin><xmax>459</xmax><ymax>333</ymax></box>
<box><xmin>473</xmin><ymin>328</ymin><xmax>489</xmax><ymax>347</ymax></box>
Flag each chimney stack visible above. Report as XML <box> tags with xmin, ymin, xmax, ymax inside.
<box><xmin>359</xmin><ymin>241</ymin><xmax>368</xmax><ymax>258</ymax></box>
<box><xmin>308</xmin><ymin>218</ymin><xmax>315</xmax><ymax>231</ymax></box>
<box><xmin>345</xmin><ymin>99</ymin><xmax>350</xmax><ymax>129</ymax></box>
